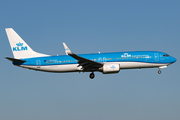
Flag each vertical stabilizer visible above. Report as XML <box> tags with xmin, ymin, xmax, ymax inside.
<box><xmin>5</xmin><ymin>28</ymin><xmax>49</xmax><ymax>59</ymax></box>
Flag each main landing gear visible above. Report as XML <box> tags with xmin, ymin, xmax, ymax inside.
<box><xmin>89</xmin><ymin>72</ymin><xmax>95</xmax><ymax>79</ymax></box>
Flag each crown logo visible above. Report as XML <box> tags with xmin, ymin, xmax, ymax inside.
<box><xmin>111</xmin><ymin>65</ymin><xmax>116</xmax><ymax>69</ymax></box>
<box><xmin>16</xmin><ymin>42</ymin><xmax>23</xmax><ymax>46</ymax></box>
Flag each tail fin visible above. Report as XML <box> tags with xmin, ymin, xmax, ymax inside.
<box><xmin>5</xmin><ymin>28</ymin><xmax>49</xmax><ymax>59</ymax></box>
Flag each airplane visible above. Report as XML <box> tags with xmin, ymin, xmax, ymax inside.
<box><xmin>5</xmin><ymin>28</ymin><xmax>177</xmax><ymax>79</ymax></box>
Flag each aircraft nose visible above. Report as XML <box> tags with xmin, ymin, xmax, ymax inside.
<box><xmin>171</xmin><ymin>57</ymin><xmax>177</xmax><ymax>63</ymax></box>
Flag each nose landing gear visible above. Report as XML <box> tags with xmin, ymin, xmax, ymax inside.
<box><xmin>158</xmin><ymin>66</ymin><xmax>167</xmax><ymax>74</ymax></box>
<box><xmin>158</xmin><ymin>68</ymin><xmax>161</xmax><ymax>74</ymax></box>
<box><xmin>158</xmin><ymin>70</ymin><xmax>161</xmax><ymax>74</ymax></box>
<box><xmin>89</xmin><ymin>72</ymin><xmax>95</xmax><ymax>79</ymax></box>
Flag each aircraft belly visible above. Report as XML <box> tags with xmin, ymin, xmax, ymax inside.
<box><xmin>20</xmin><ymin>64</ymin><xmax>79</xmax><ymax>73</ymax></box>
<box><xmin>20</xmin><ymin>62</ymin><xmax>169</xmax><ymax>73</ymax></box>
<box><xmin>56</xmin><ymin>64</ymin><xmax>78</xmax><ymax>72</ymax></box>
<box><xmin>110</xmin><ymin>62</ymin><xmax>168</xmax><ymax>69</ymax></box>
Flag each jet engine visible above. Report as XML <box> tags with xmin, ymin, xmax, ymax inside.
<box><xmin>99</xmin><ymin>63</ymin><xmax>120</xmax><ymax>74</ymax></box>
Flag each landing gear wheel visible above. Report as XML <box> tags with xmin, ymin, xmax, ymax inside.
<box><xmin>158</xmin><ymin>70</ymin><xmax>161</xmax><ymax>74</ymax></box>
<box><xmin>89</xmin><ymin>72</ymin><xmax>95</xmax><ymax>79</ymax></box>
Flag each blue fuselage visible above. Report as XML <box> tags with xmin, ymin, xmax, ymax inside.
<box><xmin>13</xmin><ymin>51</ymin><xmax>176</xmax><ymax>73</ymax></box>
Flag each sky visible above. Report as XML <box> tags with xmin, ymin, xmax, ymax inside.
<box><xmin>0</xmin><ymin>0</ymin><xmax>180</xmax><ymax>120</ymax></box>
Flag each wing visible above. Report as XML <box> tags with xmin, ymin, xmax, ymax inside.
<box><xmin>63</xmin><ymin>43</ymin><xmax>103</xmax><ymax>71</ymax></box>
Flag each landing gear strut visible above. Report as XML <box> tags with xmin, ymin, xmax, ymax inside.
<box><xmin>158</xmin><ymin>69</ymin><xmax>161</xmax><ymax>74</ymax></box>
<box><xmin>89</xmin><ymin>72</ymin><xmax>95</xmax><ymax>79</ymax></box>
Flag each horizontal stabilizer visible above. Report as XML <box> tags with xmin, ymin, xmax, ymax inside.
<box><xmin>5</xmin><ymin>57</ymin><xmax>26</xmax><ymax>63</ymax></box>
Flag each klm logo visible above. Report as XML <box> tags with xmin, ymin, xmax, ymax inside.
<box><xmin>111</xmin><ymin>65</ymin><xmax>116</xmax><ymax>69</ymax></box>
<box><xmin>121</xmin><ymin>53</ymin><xmax>131</xmax><ymax>57</ymax></box>
<box><xmin>13</xmin><ymin>42</ymin><xmax>27</xmax><ymax>51</ymax></box>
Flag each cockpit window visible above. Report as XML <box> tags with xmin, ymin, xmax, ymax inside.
<box><xmin>163</xmin><ymin>54</ymin><xmax>169</xmax><ymax>57</ymax></box>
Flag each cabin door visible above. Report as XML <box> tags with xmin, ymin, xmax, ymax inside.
<box><xmin>154</xmin><ymin>53</ymin><xmax>159</xmax><ymax>61</ymax></box>
<box><xmin>36</xmin><ymin>59</ymin><xmax>41</xmax><ymax>68</ymax></box>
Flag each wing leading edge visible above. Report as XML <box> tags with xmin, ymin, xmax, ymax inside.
<box><xmin>62</xmin><ymin>43</ymin><xmax>103</xmax><ymax>71</ymax></box>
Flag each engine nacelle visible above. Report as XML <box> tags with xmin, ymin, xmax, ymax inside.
<box><xmin>100</xmin><ymin>63</ymin><xmax>120</xmax><ymax>74</ymax></box>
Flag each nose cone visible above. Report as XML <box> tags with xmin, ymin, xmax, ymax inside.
<box><xmin>171</xmin><ymin>57</ymin><xmax>177</xmax><ymax>63</ymax></box>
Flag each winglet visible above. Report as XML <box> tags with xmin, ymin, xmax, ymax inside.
<box><xmin>63</xmin><ymin>42</ymin><xmax>73</xmax><ymax>55</ymax></box>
